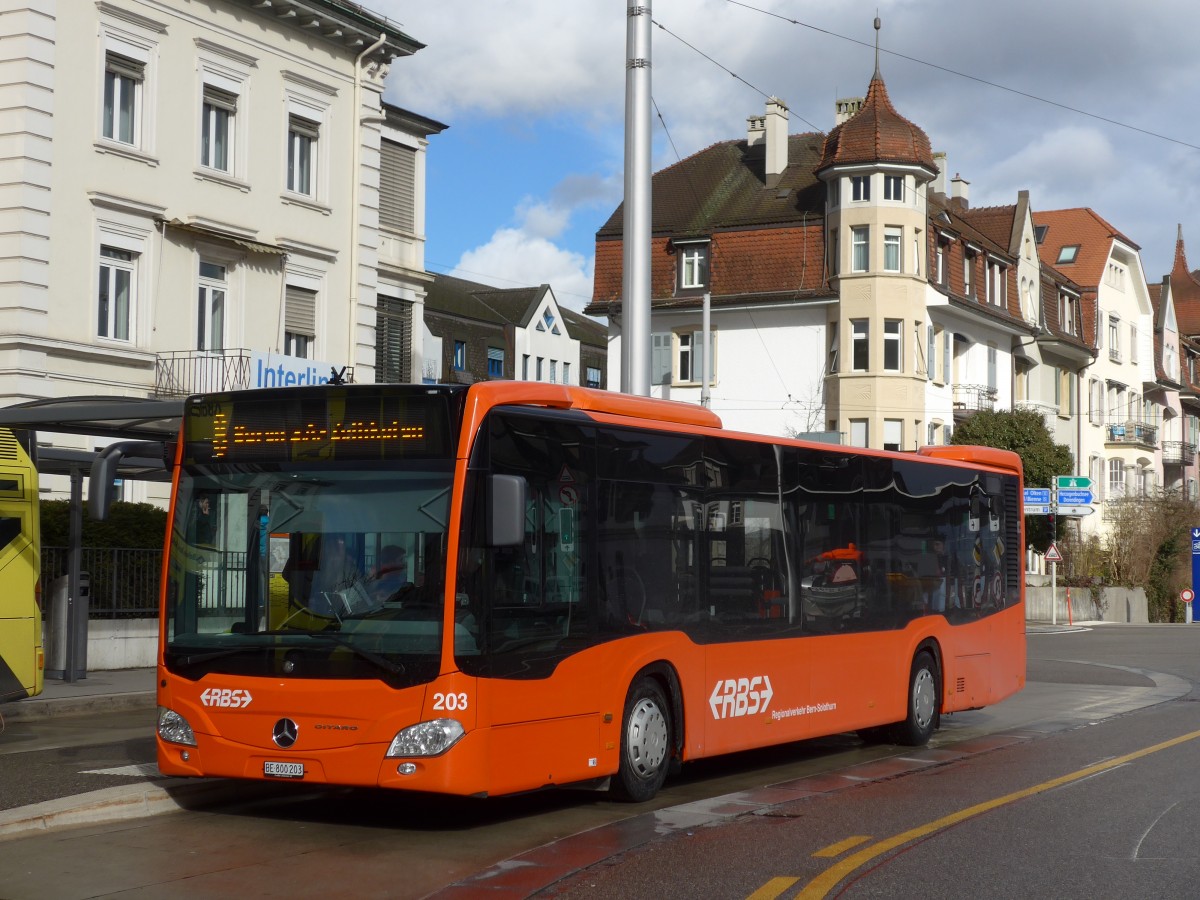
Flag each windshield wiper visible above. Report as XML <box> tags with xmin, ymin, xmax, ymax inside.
<box><xmin>301</xmin><ymin>630</ymin><xmax>406</xmax><ymax>676</ymax></box>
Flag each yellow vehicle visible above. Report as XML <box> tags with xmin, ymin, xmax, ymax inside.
<box><xmin>0</xmin><ymin>427</ymin><xmax>42</xmax><ymax>702</ymax></box>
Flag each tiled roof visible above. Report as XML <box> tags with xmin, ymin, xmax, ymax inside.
<box><xmin>1169</xmin><ymin>227</ymin><xmax>1200</xmax><ymax>338</ymax></box>
<box><xmin>427</xmin><ymin>273</ymin><xmax>606</xmax><ymax>345</ymax></box>
<box><xmin>595</xmin><ymin>133</ymin><xmax>827</xmax><ymax>239</ymax></box>
<box><xmin>817</xmin><ymin>73</ymin><xmax>935</xmax><ymax>174</ymax></box>
<box><xmin>1031</xmin><ymin>208</ymin><xmax>1138</xmax><ymax>292</ymax></box>
<box><xmin>957</xmin><ymin>204</ymin><xmax>1017</xmax><ymax>254</ymax></box>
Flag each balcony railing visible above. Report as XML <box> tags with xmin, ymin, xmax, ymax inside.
<box><xmin>1104</xmin><ymin>418</ymin><xmax>1158</xmax><ymax>448</ymax></box>
<box><xmin>1161</xmin><ymin>440</ymin><xmax>1197</xmax><ymax>465</ymax></box>
<box><xmin>156</xmin><ymin>350</ymin><xmax>253</xmax><ymax>398</ymax></box>
<box><xmin>953</xmin><ymin>384</ymin><xmax>997</xmax><ymax>416</ymax></box>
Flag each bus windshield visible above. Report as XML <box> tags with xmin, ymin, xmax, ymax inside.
<box><xmin>164</xmin><ymin>464</ymin><xmax>456</xmax><ymax>688</ymax></box>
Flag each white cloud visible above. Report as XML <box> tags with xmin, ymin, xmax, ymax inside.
<box><xmin>450</xmin><ymin>229</ymin><xmax>596</xmax><ymax>315</ymax></box>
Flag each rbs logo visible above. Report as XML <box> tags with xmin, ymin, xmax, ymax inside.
<box><xmin>709</xmin><ymin>675</ymin><xmax>774</xmax><ymax>719</ymax></box>
<box><xmin>200</xmin><ymin>688</ymin><xmax>253</xmax><ymax>709</ymax></box>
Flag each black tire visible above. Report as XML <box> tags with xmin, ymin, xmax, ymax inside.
<box><xmin>894</xmin><ymin>651</ymin><xmax>940</xmax><ymax>746</ymax></box>
<box><xmin>610</xmin><ymin>677</ymin><xmax>672</xmax><ymax>802</ymax></box>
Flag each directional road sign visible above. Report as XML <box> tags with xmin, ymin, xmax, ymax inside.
<box><xmin>1057</xmin><ymin>505</ymin><xmax>1095</xmax><ymax>516</ymax></box>
<box><xmin>1056</xmin><ymin>489</ymin><xmax>1094</xmax><ymax>505</ymax></box>
<box><xmin>1024</xmin><ymin>505</ymin><xmax>1051</xmax><ymax>515</ymax></box>
<box><xmin>1055</xmin><ymin>475</ymin><xmax>1093</xmax><ymax>491</ymax></box>
<box><xmin>1023</xmin><ymin>488</ymin><xmax>1051</xmax><ymax>505</ymax></box>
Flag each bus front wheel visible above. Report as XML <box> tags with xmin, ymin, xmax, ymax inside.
<box><xmin>611</xmin><ymin>677</ymin><xmax>672</xmax><ymax>802</ymax></box>
<box><xmin>895</xmin><ymin>651</ymin><xmax>940</xmax><ymax>746</ymax></box>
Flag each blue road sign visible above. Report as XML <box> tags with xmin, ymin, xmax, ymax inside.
<box><xmin>1057</xmin><ymin>489</ymin><xmax>1094</xmax><ymax>505</ymax></box>
<box><xmin>1023</xmin><ymin>488</ymin><xmax>1051</xmax><ymax>504</ymax></box>
<box><xmin>1192</xmin><ymin>527</ymin><xmax>1200</xmax><ymax>623</ymax></box>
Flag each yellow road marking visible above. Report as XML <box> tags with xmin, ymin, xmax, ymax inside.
<box><xmin>812</xmin><ymin>835</ymin><xmax>871</xmax><ymax>858</ymax></box>
<box><xmin>746</xmin><ymin>877</ymin><xmax>800</xmax><ymax>900</ymax></box>
<box><xmin>756</xmin><ymin>727</ymin><xmax>1200</xmax><ymax>900</ymax></box>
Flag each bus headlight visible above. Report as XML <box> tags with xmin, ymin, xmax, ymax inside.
<box><xmin>157</xmin><ymin>706</ymin><xmax>197</xmax><ymax>746</ymax></box>
<box><xmin>386</xmin><ymin>719</ymin><xmax>465</xmax><ymax>758</ymax></box>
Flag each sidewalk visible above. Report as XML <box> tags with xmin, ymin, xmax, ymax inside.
<box><xmin>2</xmin><ymin>667</ymin><xmax>157</xmax><ymax>722</ymax></box>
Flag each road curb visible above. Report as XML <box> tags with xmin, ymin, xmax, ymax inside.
<box><xmin>1</xmin><ymin>691</ymin><xmax>156</xmax><ymax>723</ymax></box>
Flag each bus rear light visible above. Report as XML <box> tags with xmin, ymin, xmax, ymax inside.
<box><xmin>385</xmin><ymin>719</ymin><xmax>465</xmax><ymax>758</ymax></box>
<box><xmin>158</xmin><ymin>706</ymin><xmax>197</xmax><ymax>746</ymax></box>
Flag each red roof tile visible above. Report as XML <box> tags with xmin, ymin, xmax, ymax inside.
<box><xmin>818</xmin><ymin>73</ymin><xmax>935</xmax><ymax>174</ymax></box>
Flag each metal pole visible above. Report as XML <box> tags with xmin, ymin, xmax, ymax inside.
<box><xmin>701</xmin><ymin>291</ymin><xmax>711</xmax><ymax>407</ymax></box>
<box><xmin>65</xmin><ymin>468</ymin><xmax>84</xmax><ymax>682</ymax></box>
<box><xmin>1051</xmin><ymin>560</ymin><xmax>1057</xmax><ymax>627</ymax></box>
<box><xmin>622</xmin><ymin>0</ymin><xmax>652</xmax><ymax>395</ymax></box>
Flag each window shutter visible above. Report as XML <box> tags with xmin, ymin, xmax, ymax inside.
<box><xmin>285</xmin><ymin>286</ymin><xmax>316</xmax><ymax>337</ymax></box>
<box><xmin>375</xmin><ymin>295</ymin><xmax>411</xmax><ymax>383</ymax></box>
<box><xmin>652</xmin><ymin>333</ymin><xmax>671</xmax><ymax>384</ymax></box>
<box><xmin>379</xmin><ymin>140</ymin><xmax>416</xmax><ymax>233</ymax></box>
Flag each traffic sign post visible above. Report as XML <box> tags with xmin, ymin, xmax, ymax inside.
<box><xmin>1183</xmin><ymin>588</ymin><xmax>1196</xmax><ymax>625</ymax></box>
<box><xmin>1191</xmin><ymin>527</ymin><xmax>1200</xmax><ymax>624</ymax></box>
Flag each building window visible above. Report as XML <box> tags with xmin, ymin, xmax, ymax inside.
<box><xmin>487</xmin><ymin>347</ymin><xmax>504</xmax><ymax>378</ymax></box>
<box><xmin>883</xmin><ymin>319</ymin><xmax>902</xmax><ymax>371</ymax></box>
<box><xmin>1058</xmin><ymin>293</ymin><xmax>1076</xmax><ymax>335</ymax></box>
<box><xmin>884</xmin><ymin>174</ymin><xmax>903</xmax><ymax>201</ymax></box>
<box><xmin>851</xmin><ymin>226</ymin><xmax>869</xmax><ymax>272</ymax></box>
<box><xmin>375</xmin><ymin>294</ymin><xmax>409</xmax><ymax>382</ymax></box>
<box><xmin>538</xmin><ymin>308</ymin><xmax>560</xmax><ymax>334</ymax></box>
<box><xmin>563</xmin><ymin>362</ymin><xmax>571</xmax><ymax>385</ymax></box>
<box><xmin>201</xmin><ymin>86</ymin><xmax>235</xmax><ymax>172</ymax></box>
<box><xmin>1108</xmin><ymin>458</ymin><xmax>1125</xmax><ymax>500</ymax></box>
<box><xmin>1130</xmin><ymin>324</ymin><xmax>1138</xmax><ymax>364</ymax></box>
<box><xmin>1056</xmin><ymin>245</ymin><xmax>1079</xmax><ymax>264</ymax></box>
<box><xmin>103</xmin><ymin>53</ymin><xmax>143</xmax><ymax>145</ymax></box>
<box><xmin>536</xmin><ymin>357</ymin><xmax>544</xmax><ymax>381</ymax></box>
<box><xmin>522</xmin><ymin>354</ymin><xmax>530</xmax><ymax>380</ymax></box>
<box><xmin>851</xmin><ymin>319</ymin><xmax>869</xmax><ymax>371</ymax></box>
<box><xmin>453</xmin><ymin>340</ymin><xmax>466</xmax><ymax>371</ymax></box>
<box><xmin>827</xmin><ymin>229</ymin><xmax>838</xmax><ymax>277</ymax></box>
<box><xmin>987</xmin><ymin>345</ymin><xmax>998</xmax><ymax>391</ymax></box>
<box><xmin>586</xmin><ymin>366</ymin><xmax>601</xmax><ymax>388</ymax></box>
<box><xmin>283</xmin><ymin>286</ymin><xmax>316</xmax><ymax>362</ymax></box>
<box><xmin>379</xmin><ymin>139</ymin><xmax>417</xmax><ymax>233</ymax></box>
<box><xmin>884</xmin><ymin>227</ymin><xmax>902</xmax><ymax>272</ymax></box>
<box><xmin>987</xmin><ymin>260</ymin><xmax>1007</xmax><ymax>306</ymax></box>
<box><xmin>677</xmin><ymin>242</ymin><xmax>709</xmax><ymax>290</ymax></box>
<box><xmin>549</xmin><ymin>360</ymin><xmax>558</xmax><ymax>384</ymax></box>
<box><xmin>883</xmin><ymin>419</ymin><xmax>903</xmax><ymax>452</ymax></box>
<box><xmin>287</xmin><ymin>115</ymin><xmax>318</xmax><ymax>196</ymax></box>
<box><xmin>828</xmin><ymin>322</ymin><xmax>838</xmax><ymax>374</ymax></box>
<box><xmin>98</xmin><ymin>246</ymin><xmax>134</xmax><ymax>341</ymax></box>
<box><xmin>851</xmin><ymin>175</ymin><xmax>870</xmax><ymax>201</ymax></box>
<box><xmin>676</xmin><ymin>330</ymin><xmax>714</xmax><ymax>384</ymax></box>
<box><xmin>1109</xmin><ymin>316</ymin><xmax>1121</xmax><ymax>361</ymax></box>
<box><xmin>935</xmin><ymin>239</ymin><xmax>946</xmax><ymax>285</ymax></box>
<box><xmin>197</xmin><ymin>261</ymin><xmax>226</xmax><ymax>352</ymax></box>
<box><xmin>963</xmin><ymin>251</ymin><xmax>974</xmax><ymax>296</ymax></box>
<box><xmin>849</xmin><ymin>419</ymin><xmax>869</xmax><ymax>448</ymax></box>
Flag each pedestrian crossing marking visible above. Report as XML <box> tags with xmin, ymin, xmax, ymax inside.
<box><xmin>81</xmin><ymin>763</ymin><xmax>163</xmax><ymax>778</ymax></box>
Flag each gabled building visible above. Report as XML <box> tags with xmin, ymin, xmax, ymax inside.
<box><xmin>1033</xmin><ymin>208</ymin><xmax>1158</xmax><ymax>534</ymax></box>
<box><xmin>424</xmin><ymin>274</ymin><xmax>607</xmax><ymax>388</ymax></box>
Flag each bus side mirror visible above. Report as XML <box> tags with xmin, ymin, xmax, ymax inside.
<box><xmin>488</xmin><ymin>474</ymin><xmax>526</xmax><ymax>547</ymax></box>
<box><xmin>88</xmin><ymin>440</ymin><xmax>166</xmax><ymax>521</ymax></box>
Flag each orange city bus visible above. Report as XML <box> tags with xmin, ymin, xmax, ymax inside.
<box><xmin>136</xmin><ymin>381</ymin><xmax>1023</xmax><ymax>801</ymax></box>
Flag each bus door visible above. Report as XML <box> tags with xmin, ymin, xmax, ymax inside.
<box><xmin>0</xmin><ymin>446</ymin><xmax>40</xmax><ymax>701</ymax></box>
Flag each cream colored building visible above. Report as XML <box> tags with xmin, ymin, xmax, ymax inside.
<box><xmin>0</xmin><ymin>0</ymin><xmax>434</xmax><ymax>498</ymax></box>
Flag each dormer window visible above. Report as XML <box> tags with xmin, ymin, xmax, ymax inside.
<box><xmin>675</xmin><ymin>239</ymin><xmax>709</xmax><ymax>291</ymax></box>
<box><xmin>1058</xmin><ymin>292</ymin><xmax>1076</xmax><ymax>336</ymax></box>
<box><xmin>537</xmin><ymin>308</ymin><xmax>561</xmax><ymax>334</ymax></box>
<box><xmin>851</xmin><ymin>175</ymin><xmax>871</xmax><ymax>201</ymax></box>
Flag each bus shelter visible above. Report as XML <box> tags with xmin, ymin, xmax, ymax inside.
<box><xmin>0</xmin><ymin>397</ymin><xmax>183</xmax><ymax>681</ymax></box>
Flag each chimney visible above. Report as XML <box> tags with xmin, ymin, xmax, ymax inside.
<box><xmin>765</xmin><ymin>97</ymin><xmax>788</xmax><ymax>184</ymax></box>
<box><xmin>932</xmin><ymin>152</ymin><xmax>947</xmax><ymax>196</ymax></box>
<box><xmin>835</xmin><ymin>97</ymin><xmax>863</xmax><ymax>125</ymax></box>
<box><xmin>951</xmin><ymin>173</ymin><xmax>970</xmax><ymax>209</ymax></box>
<box><xmin>746</xmin><ymin>114</ymin><xmax>765</xmax><ymax>147</ymax></box>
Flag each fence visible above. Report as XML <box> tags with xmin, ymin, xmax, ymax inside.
<box><xmin>43</xmin><ymin>547</ymin><xmax>162</xmax><ymax>619</ymax></box>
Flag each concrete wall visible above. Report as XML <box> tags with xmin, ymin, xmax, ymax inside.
<box><xmin>1025</xmin><ymin>584</ymin><xmax>1148</xmax><ymax>624</ymax></box>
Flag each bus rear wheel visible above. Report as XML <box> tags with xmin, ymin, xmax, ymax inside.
<box><xmin>611</xmin><ymin>677</ymin><xmax>672</xmax><ymax>802</ymax></box>
<box><xmin>895</xmin><ymin>650</ymin><xmax>940</xmax><ymax>746</ymax></box>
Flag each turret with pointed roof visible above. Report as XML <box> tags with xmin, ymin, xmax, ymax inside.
<box><xmin>817</xmin><ymin>71</ymin><xmax>937</xmax><ymax>177</ymax></box>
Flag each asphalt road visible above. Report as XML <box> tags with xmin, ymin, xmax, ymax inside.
<box><xmin>0</xmin><ymin>624</ymin><xmax>1196</xmax><ymax>899</ymax></box>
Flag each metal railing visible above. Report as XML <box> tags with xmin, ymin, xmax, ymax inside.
<box><xmin>1104</xmin><ymin>419</ymin><xmax>1158</xmax><ymax>447</ymax></box>
<box><xmin>952</xmin><ymin>384</ymin><xmax>998</xmax><ymax>415</ymax></box>
<box><xmin>155</xmin><ymin>349</ymin><xmax>253</xmax><ymax>398</ymax></box>
<box><xmin>42</xmin><ymin>547</ymin><xmax>162</xmax><ymax>619</ymax></box>
<box><xmin>1161</xmin><ymin>440</ymin><xmax>1197</xmax><ymax>465</ymax></box>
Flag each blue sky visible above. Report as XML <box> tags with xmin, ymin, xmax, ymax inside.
<box><xmin>375</xmin><ymin>1</ymin><xmax>1200</xmax><ymax>315</ymax></box>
